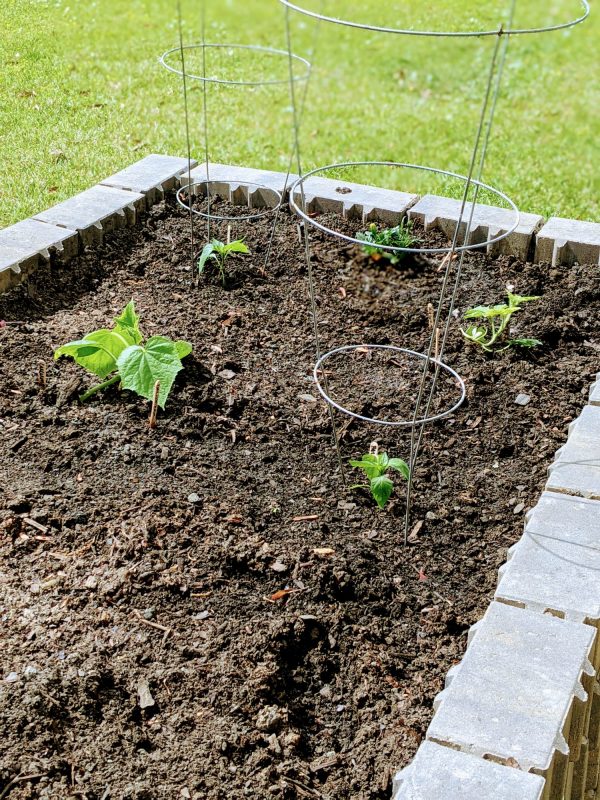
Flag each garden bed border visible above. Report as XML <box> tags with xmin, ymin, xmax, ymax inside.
<box><xmin>1</xmin><ymin>155</ymin><xmax>600</xmax><ymax>799</ymax></box>
<box><xmin>1</xmin><ymin>154</ymin><xmax>599</xmax><ymax>295</ymax></box>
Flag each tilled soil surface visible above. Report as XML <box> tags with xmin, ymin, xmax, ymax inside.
<box><xmin>1</xmin><ymin>198</ymin><xmax>599</xmax><ymax>800</ymax></box>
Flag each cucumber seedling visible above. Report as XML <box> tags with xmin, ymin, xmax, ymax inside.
<box><xmin>54</xmin><ymin>301</ymin><xmax>192</xmax><ymax>408</ymax></box>
<box><xmin>198</xmin><ymin>238</ymin><xmax>250</xmax><ymax>285</ymax></box>
<box><xmin>350</xmin><ymin>450</ymin><xmax>410</xmax><ymax>509</ymax></box>
<box><xmin>356</xmin><ymin>220</ymin><xmax>416</xmax><ymax>265</ymax></box>
<box><xmin>461</xmin><ymin>291</ymin><xmax>542</xmax><ymax>353</ymax></box>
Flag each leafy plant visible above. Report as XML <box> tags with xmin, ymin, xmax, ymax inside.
<box><xmin>350</xmin><ymin>451</ymin><xmax>410</xmax><ymax>509</ymax></box>
<box><xmin>54</xmin><ymin>301</ymin><xmax>192</xmax><ymax>407</ymax></box>
<box><xmin>198</xmin><ymin>238</ymin><xmax>250</xmax><ymax>284</ymax></box>
<box><xmin>461</xmin><ymin>292</ymin><xmax>542</xmax><ymax>353</ymax></box>
<box><xmin>356</xmin><ymin>220</ymin><xmax>416</xmax><ymax>265</ymax></box>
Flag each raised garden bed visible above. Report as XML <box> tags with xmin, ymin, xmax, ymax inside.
<box><xmin>1</xmin><ymin>194</ymin><xmax>600</xmax><ymax>799</ymax></box>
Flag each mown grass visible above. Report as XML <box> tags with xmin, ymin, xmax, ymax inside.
<box><xmin>0</xmin><ymin>0</ymin><xmax>598</xmax><ymax>228</ymax></box>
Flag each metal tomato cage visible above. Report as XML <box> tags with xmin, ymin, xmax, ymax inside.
<box><xmin>279</xmin><ymin>0</ymin><xmax>590</xmax><ymax>541</ymax></box>
<box><xmin>161</xmin><ymin>5</ymin><xmax>312</xmax><ymax>269</ymax></box>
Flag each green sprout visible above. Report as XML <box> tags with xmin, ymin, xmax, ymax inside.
<box><xmin>356</xmin><ymin>220</ymin><xmax>416</xmax><ymax>265</ymax></box>
<box><xmin>198</xmin><ymin>238</ymin><xmax>250</xmax><ymax>284</ymax></box>
<box><xmin>461</xmin><ymin>292</ymin><xmax>542</xmax><ymax>353</ymax></box>
<box><xmin>350</xmin><ymin>451</ymin><xmax>410</xmax><ymax>509</ymax></box>
<box><xmin>54</xmin><ymin>301</ymin><xmax>192</xmax><ymax>407</ymax></box>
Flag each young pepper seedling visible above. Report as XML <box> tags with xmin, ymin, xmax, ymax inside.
<box><xmin>350</xmin><ymin>450</ymin><xmax>410</xmax><ymax>509</ymax></box>
<box><xmin>198</xmin><ymin>238</ymin><xmax>250</xmax><ymax>285</ymax></box>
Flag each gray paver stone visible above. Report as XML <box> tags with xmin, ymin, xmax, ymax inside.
<box><xmin>535</xmin><ymin>217</ymin><xmax>600</xmax><ymax>266</ymax></box>
<box><xmin>0</xmin><ymin>218</ymin><xmax>79</xmax><ymax>293</ymax></box>
<box><xmin>427</xmin><ymin>602</ymin><xmax>595</xmax><ymax>780</ymax></box>
<box><xmin>101</xmin><ymin>153</ymin><xmax>197</xmax><ymax>206</ymax></box>
<box><xmin>0</xmin><ymin>247</ymin><xmax>38</xmax><ymax>293</ymax></box>
<box><xmin>179</xmin><ymin>163</ymin><xmax>297</xmax><ymax>206</ymax></box>
<box><xmin>392</xmin><ymin>740</ymin><xmax>545</xmax><ymax>800</ymax></box>
<box><xmin>547</xmin><ymin>405</ymin><xmax>600</xmax><ymax>500</ymax></box>
<box><xmin>408</xmin><ymin>194</ymin><xmax>543</xmax><ymax>260</ymax></box>
<box><xmin>495</xmin><ymin>492</ymin><xmax>600</xmax><ymax>634</ymax></box>
<box><xmin>292</xmin><ymin>176</ymin><xmax>418</xmax><ymax>225</ymax></box>
<box><xmin>34</xmin><ymin>185</ymin><xmax>145</xmax><ymax>246</ymax></box>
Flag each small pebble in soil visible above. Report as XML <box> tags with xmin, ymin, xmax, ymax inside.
<box><xmin>4</xmin><ymin>672</ymin><xmax>18</xmax><ymax>683</ymax></box>
<box><xmin>137</xmin><ymin>679</ymin><xmax>155</xmax><ymax>710</ymax></box>
<box><xmin>187</xmin><ymin>493</ymin><xmax>201</xmax><ymax>504</ymax></box>
<box><xmin>142</xmin><ymin>607</ymin><xmax>155</xmax><ymax>620</ymax></box>
<box><xmin>513</xmin><ymin>502</ymin><xmax>526</xmax><ymax>514</ymax></box>
<box><xmin>218</xmin><ymin>369</ymin><xmax>237</xmax><ymax>380</ymax></box>
<box><xmin>256</xmin><ymin>705</ymin><xmax>287</xmax><ymax>732</ymax></box>
<box><xmin>515</xmin><ymin>393</ymin><xmax>531</xmax><ymax>406</ymax></box>
<box><xmin>84</xmin><ymin>575</ymin><xmax>98</xmax><ymax>590</ymax></box>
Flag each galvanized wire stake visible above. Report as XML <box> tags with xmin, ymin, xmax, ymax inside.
<box><xmin>176</xmin><ymin>0</ymin><xmax>195</xmax><ymax>279</ymax></box>
<box><xmin>284</xmin><ymin>4</ymin><xmax>346</xmax><ymax>485</ymax></box>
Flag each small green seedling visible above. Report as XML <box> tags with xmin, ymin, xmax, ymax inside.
<box><xmin>350</xmin><ymin>450</ymin><xmax>410</xmax><ymax>509</ymax></box>
<box><xmin>356</xmin><ymin>220</ymin><xmax>416</xmax><ymax>265</ymax></box>
<box><xmin>54</xmin><ymin>301</ymin><xmax>192</xmax><ymax>407</ymax></box>
<box><xmin>198</xmin><ymin>238</ymin><xmax>250</xmax><ymax>284</ymax></box>
<box><xmin>461</xmin><ymin>291</ymin><xmax>542</xmax><ymax>353</ymax></box>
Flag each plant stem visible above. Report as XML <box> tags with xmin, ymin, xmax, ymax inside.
<box><xmin>79</xmin><ymin>374</ymin><xmax>120</xmax><ymax>403</ymax></box>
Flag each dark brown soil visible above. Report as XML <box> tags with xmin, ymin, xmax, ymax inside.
<box><xmin>1</xmin><ymin>197</ymin><xmax>599</xmax><ymax>800</ymax></box>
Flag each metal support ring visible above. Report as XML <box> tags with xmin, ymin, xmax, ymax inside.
<box><xmin>289</xmin><ymin>161</ymin><xmax>520</xmax><ymax>256</ymax></box>
<box><xmin>313</xmin><ymin>345</ymin><xmax>466</xmax><ymax>427</ymax></box>
<box><xmin>160</xmin><ymin>43</ymin><xmax>311</xmax><ymax>86</ymax></box>
<box><xmin>177</xmin><ymin>179</ymin><xmax>283</xmax><ymax>222</ymax></box>
<box><xmin>279</xmin><ymin>0</ymin><xmax>590</xmax><ymax>38</ymax></box>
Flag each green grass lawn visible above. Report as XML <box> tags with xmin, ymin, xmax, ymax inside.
<box><xmin>0</xmin><ymin>0</ymin><xmax>598</xmax><ymax>228</ymax></box>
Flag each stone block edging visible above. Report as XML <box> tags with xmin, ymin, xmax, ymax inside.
<box><xmin>1</xmin><ymin>156</ymin><xmax>599</xmax><ymax>294</ymax></box>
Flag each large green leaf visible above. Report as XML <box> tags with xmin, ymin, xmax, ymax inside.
<box><xmin>350</xmin><ymin>454</ymin><xmax>384</xmax><ymax>480</ymax></box>
<box><xmin>175</xmin><ymin>340</ymin><xmax>193</xmax><ymax>360</ymax></box>
<box><xmin>114</xmin><ymin>300</ymin><xmax>142</xmax><ymax>344</ymax></box>
<box><xmin>388</xmin><ymin>458</ymin><xmax>411</xmax><ymax>481</ymax></box>
<box><xmin>54</xmin><ymin>329</ymin><xmax>130</xmax><ymax>378</ymax></box>
<box><xmin>198</xmin><ymin>243</ymin><xmax>217</xmax><ymax>274</ymax></box>
<box><xmin>224</xmin><ymin>240</ymin><xmax>249</xmax><ymax>255</ymax></box>
<box><xmin>370</xmin><ymin>475</ymin><xmax>394</xmax><ymax>509</ymax></box>
<box><xmin>116</xmin><ymin>336</ymin><xmax>184</xmax><ymax>409</ymax></box>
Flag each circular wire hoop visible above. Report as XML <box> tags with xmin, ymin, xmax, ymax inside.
<box><xmin>289</xmin><ymin>161</ymin><xmax>520</xmax><ymax>256</ymax></box>
<box><xmin>279</xmin><ymin>0</ymin><xmax>590</xmax><ymax>37</ymax></box>
<box><xmin>159</xmin><ymin>43</ymin><xmax>311</xmax><ymax>86</ymax></box>
<box><xmin>313</xmin><ymin>345</ymin><xmax>466</xmax><ymax>427</ymax></box>
<box><xmin>176</xmin><ymin>180</ymin><xmax>283</xmax><ymax>223</ymax></box>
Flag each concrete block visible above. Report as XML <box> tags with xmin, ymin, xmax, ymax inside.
<box><xmin>34</xmin><ymin>185</ymin><xmax>146</xmax><ymax>246</ymax></box>
<box><xmin>547</xmin><ymin>405</ymin><xmax>600</xmax><ymax>500</ymax></box>
<box><xmin>0</xmin><ymin>218</ymin><xmax>79</xmax><ymax>293</ymax></box>
<box><xmin>179</xmin><ymin>163</ymin><xmax>296</xmax><ymax>207</ymax></box>
<box><xmin>292</xmin><ymin>176</ymin><xmax>418</xmax><ymax>226</ymax></box>
<box><xmin>495</xmin><ymin>492</ymin><xmax>600</xmax><ymax>633</ymax></box>
<box><xmin>589</xmin><ymin>374</ymin><xmax>600</xmax><ymax>407</ymax></box>
<box><xmin>408</xmin><ymin>194</ymin><xmax>543</xmax><ymax>260</ymax></box>
<box><xmin>535</xmin><ymin>217</ymin><xmax>600</xmax><ymax>266</ymax></box>
<box><xmin>101</xmin><ymin>153</ymin><xmax>197</xmax><ymax>206</ymax></box>
<box><xmin>427</xmin><ymin>602</ymin><xmax>595</xmax><ymax>781</ymax></box>
<box><xmin>0</xmin><ymin>218</ymin><xmax>78</xmax><ymax>261</ymax></box>
<box><xmin>392</xmin><ymin>741</ymin><xmax>545</xmax><ymax>800</ymax></box>
<box><xmin>0</xmin><ymin>249</ymin><xmax>39</xmax><ymax>293</ymax></box>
